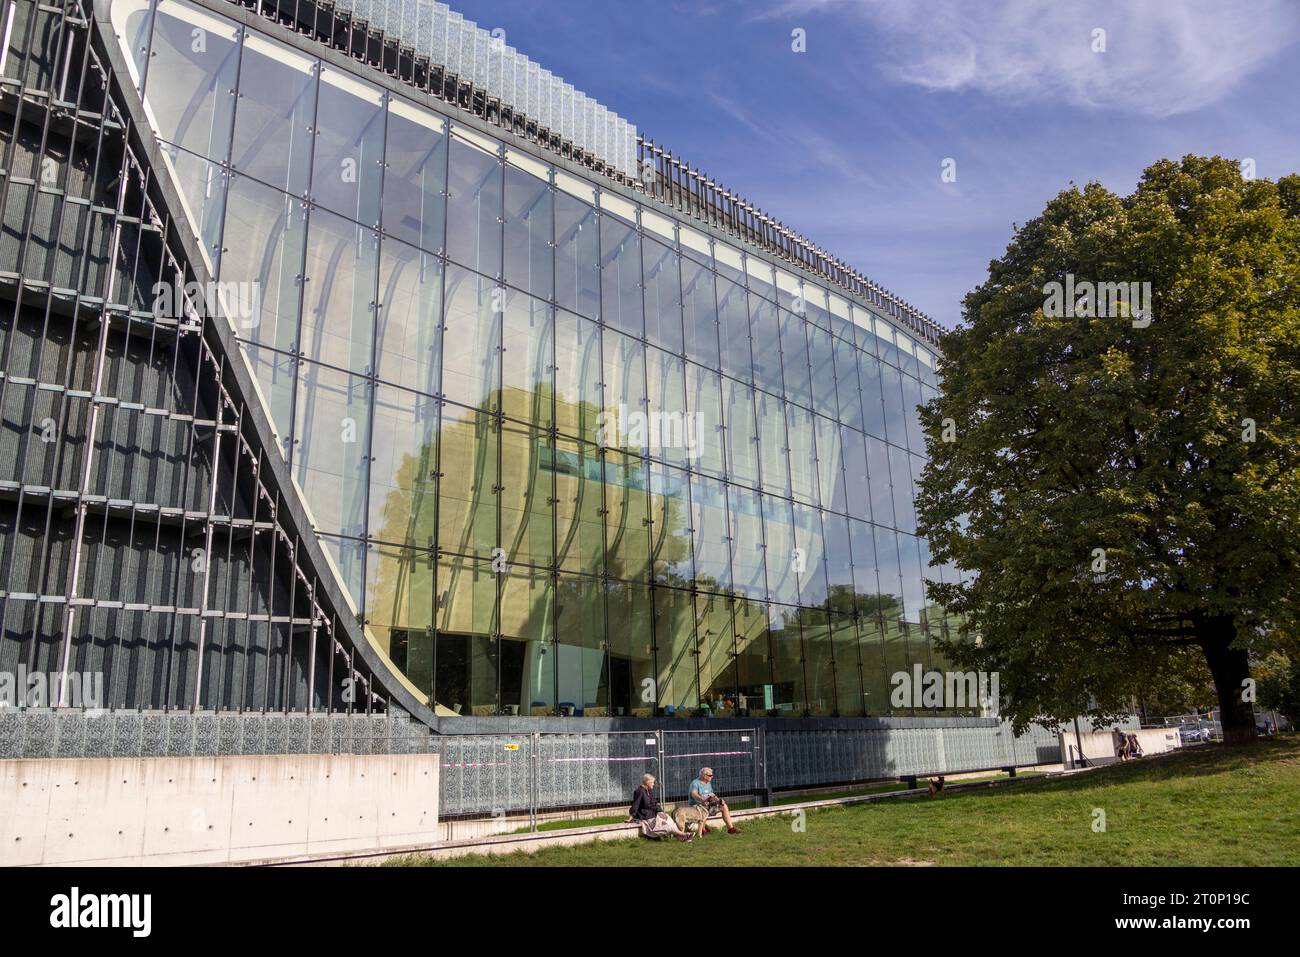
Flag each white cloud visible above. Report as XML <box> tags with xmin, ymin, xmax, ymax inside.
<box><xmin>793</xmin><ymin>0</ymin><xmax>1300</xmax><ymax>116</ymax></box>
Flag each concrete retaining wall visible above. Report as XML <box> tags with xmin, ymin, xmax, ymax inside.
<box><xmin>1061</xmin><ymin>727</ymin><xmax>1181</xmax><ymax>769</ymax></box>
<box><xmin>0</xmin><ymin>752</ymin><xmax>439</xmax><ymax>866</ymax></box>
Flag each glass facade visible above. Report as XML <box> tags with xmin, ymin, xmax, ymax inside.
<box><xmin>122</xmin><ymin>0</ymin><xmax>960</xmax><ymax>718</ymax></box>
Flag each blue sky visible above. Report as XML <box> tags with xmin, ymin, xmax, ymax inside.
<box><xmin>460</xmin><ymin>0</ymin><xmax>1300</xmax><ymax>329</ymax></box>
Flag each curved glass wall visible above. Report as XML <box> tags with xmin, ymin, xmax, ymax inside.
<box><xmin>122</xmin><ymin>0</ymin><xmax>961</xmax><ymax>718</ymax></box>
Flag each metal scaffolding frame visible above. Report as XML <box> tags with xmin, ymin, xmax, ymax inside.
<box><xmin>0</xmin><ymin>0</ymin><xmax>431</xmax><ymax>723</ymax></box>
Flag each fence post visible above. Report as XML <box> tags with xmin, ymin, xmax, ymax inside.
<box><xmin>530</xmin><ymin>731</ymin><xmax>540</xmax><ymax>833</ymax></box>
<box><xmin>655</xmin><ymin>729</ymin><xmax>664</xmax><ymax>797</ymax></box>
<box><xmin>754</xmin><ymin>727</ymin><xmax>770</xmax><ymax>806</ymax></box>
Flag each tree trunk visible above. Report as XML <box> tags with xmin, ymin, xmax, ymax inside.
<box><xmin>1200</xmin><ymin>618</ymin><xmax>1257</xmax><ymax>747</ymax></box>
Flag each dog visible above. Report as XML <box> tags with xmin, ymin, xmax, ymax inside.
<box><xmin>927</xmin><ymin>776</ymin><xmax>945</xmax><ymax>797</ymax></box>
<box><xmin>673</xmin><ymin>803</ymin><xmax>712</xmax><ymax>835</ymax></box>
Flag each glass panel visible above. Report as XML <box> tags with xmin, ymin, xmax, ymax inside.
<box><xmin>881</xmin><ymin>363</ymin><xmax>908</xmax><ymax>450</ymax></box>
<box><xmin>875</xmin><ymin>525</ymin><xmax>906</xmax><ymax>624</ymax></box>
<box><xmin>219</xmin><ymin>175</ymin><xmax>306</xmax><ymax>356</ymax></box>
<box><xmin>645</xmin><ymin>347</ymin><xmax>689</xmax><ymax>469</ymax></box>
<box><xmin>230</xmin><ymin>33</ymin><xmax>316</xmax><ymax>195</ymax></box>
<box><xmin>725</xmin><ymin>379</ymin><xmax>760</xmax><ymax>489</ymax></box>
<box><xmin>733</xmin><ymin>599</ymin><xmax>770</xmax><ymax>713</ymax></box>
<box><xmin>109</xmin><ymin>0</ymin><xmax>155</xmax><ymax>93</ymax></box>
<box><xmin>441</xmin><ymin>264</ymin><xmax>501</xmax><ymax>413</ymax></box>
<box><xmin>830</xmin><ymin>612</ymin><xmax>864</xmax><ymax>715</ymax></box>
<box><xmin>311</xmin><ymin>66</ymin><xmax>385</xmax><ymax>226</ymax></box>
<box><xmin>654</xmin><ymin>586</ymin><xmax>699</xmax><ymax>715</ymax></box>
<box><xmin>697</xmin><ymin>593</ymin><xmax>736</xmax><ymax>714</ymax></box>
<box><xmin>685</xmin><ymin>363</ymin><xmax>725</xmax><ymax>480</ymax></box>
<box><xmin>435</xmin><ymin>555</ymin><xmax>499</xmax><ymax>715</ymax></box>
<box><xmin>500</xmin><ymin>289</ymin><xmax>553</xmax><ymax>429</ymax></box>
<box><xmin>833</xmin><ymin>333</ymin><xmax>863</xmax><ymax>431</ymax></box>
<box><xmin>502</xmin><ymin>566</ymin><xmax>552</xmax><ymax>715</ymax></box>
<box><xmin>889</xmin><ymin>443</ymin><xmax>916</xmax><ymax>534</ymax></box>
<box><xmin>823</xmin><ymin>511</ymin><xmax>855</xmax><ymax>601</ymax></box>
<box><xmin>292</xmin><ymin>364</ymin><xmax>370</xmax><ymax>538</ymax></box>
<box><xmin>553</xmin><ymin>308</ymin><xmax>603</xmax><ymax>444</ymax></box>
<box><xmin>689</xmin><ymin>472</ymin><xmax>731</xmax><ymax>593</ymax></box>
<box><xmin>745</xmin><ymin>255</ymin><xmax>775</xmax><ymax>301</ymax></box>
<box><xmin>815</xmin><ymin>414</ymin><xmax>842</xmax><ymax>511</ymax></box>
<box><xmin>319</xmin><ymin>534</ymin><xmax>365</xmax><ymax>616</ymax></box>
<box><xmin>802</xmin><ymin>283</ymin><xmax>831</xmax><ymax>330</ymax></box>
<box><xmin>446</xmin><ymin>131</ymin><xmax>503</xmax><ymax>277</ymax></box>
<box><xmin>763</xmin><ymin>495</ymin><xmax>798</xmax><ymax>606</ymax></box>
<box><xmin>642</xmin><ymin>236</ymin><xmax>683</xmax><ymax>355</ymax></box>
<box><xmin>756</xmin><ymin>391</ymin><xmax>790</xmax><ymax>499</ymax></box>
<box><xmin>554</xmin><ymin>192</ymin><xmax>599</xmax><ymax>319</ymax></box>
<box><xmin>503</xmin><ymin>159</ymin><xmax>554</xmax><ymax>301</ymax></box>
<box><xmin>365</xmin><ymin>542</ymin><xmax>435</xmax><ymax>696</ymax></box>
<box><xmin>556</xmin><ymin>573</ymin><xmax>608</xmax><ymax>714</ymax></box>
<box><xmin>794</xmin><ymin>502</ymin><xmax>828</xmax><ymax>607</ymax></box>
<box><xmin>729</xmin><ymin>485</ymin><xmax>766</xmax><ymax>600</ymax></box>
<box><xmin>859</xmin><ymin>616</ymin><xmax>890</xmax><ymax>715</ymax></box>
<box><xmin>499</xmin><ymin>422</ymin><xmax>553</xmax><ymax>569</ymax></box>
<box><xmin>866</xmin><ymin>435</ymin><xmax>895</xmax><ymax>528</ymax></box>
<box><xmin>605</xmin><ymin>580</ymin><xmax>654</xmax><ymax>717</ymax></box>
<box><xmin>604</xmin><ymin>450</ymin><xmax>650</xmax><ymax>582</ymax></box>
<box><xmin>163</xmin><ymin>147</ymin><xmax>228</xmax><ymax>275</ymax></box>
<box><xmin>748</xmin><ymin>293</ymin><xmax>783</xmax><ymax>397</ymax></box>
<box><xmin>145</xmin><ymin>0</ymin><xmax>238</xmax><ymax>162</ymax></box>
<box><xmin>769</xmin><ymin>606</ymin><xmax>805</xmax><ymax>714</ymax></box>
<box><xmin>779</xmin><ymin>308</ymin><xmax>812</xmax><ymax>409</ymax></box>
<box><xmin>681</xmin><ymin>258</ymin><xmax>720</xmax><ymax>370</ymax></box>
<box><xmin>383</xmin><ymin>97</ymin><xmax>447</xmax><ymax>253</ymax></box>
<box><xmin>299</xmin><ymin>207</ymin><xmax>378</xmax><ymax>374</ymax></box>
<box><xmin>858</xmin><ymin>349</ymin><xmax>888</xmax><ymax>440</ymax></box>
<box><xmin>242</xmin><ymin>345</ymin><xmax>295</xmax><ymax>447</ymax></box>
<box><xmin>873</xmin><ymin>317</ymin><xmax>900</xmax><ymax>368</ymax></box>
<box><xmin>846</xmin><ymin>516</ymin><xmax>877</xmax><ymax>614</ymax></box>
<box><xmin>802</xmin><ymin>610</ymin><xmax>835</xmax><ymax>716</ymax></box>
<box><xmin>552</xmin><ymin>438</ymin><xmax>605</xmax><ymax>575</ymax></box>
<box><xmin>901</xmin><ymin>373</ymin><xmax>926</xmax><ymax>455</ymax></box>
<box><xmin>599</xmin><ymin>214</ymin><xmax>642</xmax><ymax>337</ymax></box>
<box><xmin>808</xmin><ymin>325</ymin><xmax>839</xmax><ymax>417</ymax></box>
<box><xmin>716</xmin><ymin>277</ymin><xmax>751</xmax><ymax>383</ymax></box>
<box><xmin>600</xmin><ymin>329</ymin><xmax>646</xmax><ymax>455</ymax></box>
<box><xmin>713</xmin><ymin>242</ymin><xmax>744</xmax><ymax>284</ymax></box>
<box><xmin>649</xmin><ymin>462</ymin><xmax>692</xmax><ymax>586</ymax></box>
<box><xmin>368</xmin><ymin>384</ymin><xmax>439</xmax><ymax>548</ymax></box>
<box><xmin>841</xmin><ymin>427</ymin><xmax>870</xmax><ymax>519</ymax></box>
<box><xmin>376</xmin><ymin>237</ymin><xmax>442</xmax><ymax>395</ymax></box>
<box><xmin>436</xmin><ymin>403</ymin><xmax>498</xmax><ymax>559</ymax></box>
<box><xmin>786</xmin><ymin>404</ymin><xmax>818</xmax><ymax>506</ymax></box>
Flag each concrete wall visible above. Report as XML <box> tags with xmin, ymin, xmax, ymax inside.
<box><xmin>0</xmin><ymin>753</ymin><xmax>439</xmax><ymax>866</ymax></box>
<box><xmin>1060</xmin><ymin>727</ymin><xmax>1181</xmax><ymax>769</ymax></box>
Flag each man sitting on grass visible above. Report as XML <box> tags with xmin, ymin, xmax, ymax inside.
<box><xmin>689</xmin><ymin>766</ymin><xmax>740</xmax><ymax>834</ymax></box>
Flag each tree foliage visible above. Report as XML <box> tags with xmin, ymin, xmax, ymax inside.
<box><xmin>917</xmin><ymin>156</ymin><xmax>1300</xmax><ymax>744</ymax></box>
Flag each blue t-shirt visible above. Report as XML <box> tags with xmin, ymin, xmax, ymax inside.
<box><xmin>689</xmin><ymin>778</ymin><xmax>714</xmax><ymax>806</ymax></box>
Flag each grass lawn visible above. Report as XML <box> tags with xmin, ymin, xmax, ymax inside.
<box><xmin>389</xmin><ymin>738</ymin><xmax>1300</xmax><ymax>867</ymax></box>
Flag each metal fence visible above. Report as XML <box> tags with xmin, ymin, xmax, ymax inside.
<box><xmin>437</xmin><ymin>729</ymin><xmax>761</xmax><ymax>821</ymax></box>
<box><xmin>1</xmin><ymin>709</ymin><xmax>1067</xmax><ymax>824</ymax></box>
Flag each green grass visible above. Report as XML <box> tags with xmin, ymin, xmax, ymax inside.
<box><xmin>388</xmin><ymin>739</ymin><xmax>1300</xmax><ymax>867</ymax></box>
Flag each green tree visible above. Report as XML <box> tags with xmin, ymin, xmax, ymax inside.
<box><xmin>917</xmin><ymin>156</ymin><xmax>1300</xmax><ymax>746</ymax></box>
